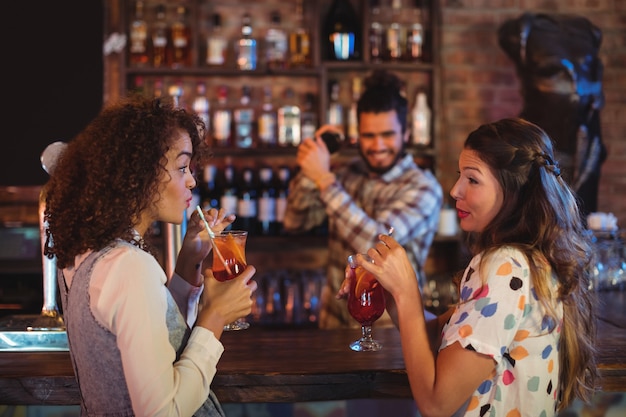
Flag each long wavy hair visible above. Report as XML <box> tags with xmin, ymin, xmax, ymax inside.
<box><xmin>44</xmin><ymin>94</ymin><xmax>210</xmax><ymax>269</ymax></box>
<box><xmin>462</xmin><ymin>117</ymin><xmax>598</xmax><ymax>410</ymax></box>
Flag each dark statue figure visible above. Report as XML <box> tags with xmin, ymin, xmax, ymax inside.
<box><xmin>498</xmin><ymin>12</ymin><xmax>606</xmax><ymax>215</ymax></box>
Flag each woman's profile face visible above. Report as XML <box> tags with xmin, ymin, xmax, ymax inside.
<box><xmin>450</xmin><ymin>149</ymin><xmax>504</xmax><ymax>233</ymax></box>
<box><xmin>153</xmin><ymin>130</ymin><xmax>197</xmax><ymax>226</ymax></box>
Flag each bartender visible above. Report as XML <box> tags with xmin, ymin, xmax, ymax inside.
<box><xmin>283</xmin><ymin>69</ymin><xmax>443</xmax><ymax>330</ymax></box>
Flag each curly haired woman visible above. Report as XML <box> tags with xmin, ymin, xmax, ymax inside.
<box><xmin>44</xmin><ymin>94</ymin><xmax>257</xmax><ymax>417</ymax></box>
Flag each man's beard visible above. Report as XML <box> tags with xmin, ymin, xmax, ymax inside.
<box><xmin>358</xmin><ymin>145</ymin><xmax>406</xmax><ymax>175</ymax></box>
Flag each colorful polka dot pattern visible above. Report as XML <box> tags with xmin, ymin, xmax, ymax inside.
<box><xmin>440</xmin><ymin>247</ymin><xmax>563</xmax><ymax>416</ymax></box>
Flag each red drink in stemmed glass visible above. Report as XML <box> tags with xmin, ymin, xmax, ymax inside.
<box><xmin>347</xmin><ymin>255</ymin><xmax>385</xmax><ymax>351</ymax></box>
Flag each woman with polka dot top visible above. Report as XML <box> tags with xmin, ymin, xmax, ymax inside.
<box><xmin>339</xmin><ymin>118</ymin><xmax>598</xmax><ymax>416</ymax></box>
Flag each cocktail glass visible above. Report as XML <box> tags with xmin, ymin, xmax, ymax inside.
<box><xmin>212</xmin><ymin>230</ymin><xmax>250</xmax><ymax>330</ymax></box>
<box><xmin>347</xmin><ymin>254</ymin><xmax>385</xmax><ymax>351</ymax></box>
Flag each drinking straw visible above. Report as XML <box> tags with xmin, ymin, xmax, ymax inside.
<box><xmin>196</xmin><ymin>206</ymin><xmax>233</xmax><ymax>276</ymax></box>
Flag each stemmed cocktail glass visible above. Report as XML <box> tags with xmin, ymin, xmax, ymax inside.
<box><xmin>347</xmin><ymin>254</ymin><xmax>386</xmax><ymax>351</ymax></box>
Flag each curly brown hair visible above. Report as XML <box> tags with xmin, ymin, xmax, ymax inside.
<box><xmin>44</xmin><ymin>94</ymin><xmax>211</xmax><ymax>269</ymax></box>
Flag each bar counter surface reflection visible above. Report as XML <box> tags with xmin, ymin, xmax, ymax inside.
<box><xmin>0</xmin><ymin>290</ymin><xmax>625</xmax><ymax>405</ymax></box>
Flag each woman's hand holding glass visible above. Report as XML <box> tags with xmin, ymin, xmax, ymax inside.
<box><xmin>175</xmin><ymin>208</ymin><xmax>235</xmax><ymax>286</ymax></box>
<box><xmin>197</xmin><ymin>264</ymin><xmax>257</xmax><ymax>339</ymax></box>
<box><xmin>360</xmin><ymin>235</ymin><xmax>423</xmax><ymax>303</ymax></box>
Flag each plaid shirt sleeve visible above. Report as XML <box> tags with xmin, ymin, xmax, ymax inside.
<box><xmin>282</xmin><ymin>171</ymin><xmax>327</xmax><ymax>233</ymax></box>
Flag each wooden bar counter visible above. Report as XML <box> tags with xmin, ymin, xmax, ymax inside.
<box><xmin>0</xmin><ymin>291</ymin><xmax>624</xmax><ymax>405</ymax></box>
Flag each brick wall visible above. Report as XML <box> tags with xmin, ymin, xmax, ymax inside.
<box><xmin>435</xmin><ymin>0</ymin><xmax>626</xmax><ymax>228</ymax></box>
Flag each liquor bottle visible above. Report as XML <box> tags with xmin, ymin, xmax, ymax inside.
<box><xmin>206</xmin><ymin>13</ymin><xmax>228</xmax><ymax>67</ymax></box>
<box><xmin>233</xmin><ymin>86</ymin><xmax>255</xmax><ymax>149</ymax></box>
<box><xmin>327</xmin><ymin>80</ymin><xmax>344</xmax><ymax>129</ymax></box>
<box><xmin>275</xmin><ymin>165</ymin><xmax>291</xmax><ymax>235</ymax></box>
<box><xmin>323</xmin><ymin>0</ymin><xmax>361</xmax><ymax>61</ymax></box>
<box><xmin>236</xmin><ymin>13</ymin><xmax>257</xmax><ymax>71</ymax></box>
<box><xmin>258</xmin><ymin>86</ymin><xmax>277</xmax><ymax>147</ymax></box>
<box><xmin>153</xmin><ymin>78</ymin><xmax>164</xmax><ymax>98</ymax></box>
<box><xmin>415</xmin><ymin>0</ymin><xmax>432</xmax><ymax>63</ymax></box>
<box><xmin>169</xmin><ymin>5</ymin><xmax>192</xmax><ymax>68</ymax></box>
<box><xmin>368</xmin><ymin>1</ymin><xmax>383</xmax><ymax>63</ymax></box>
<box><xmin>385</xmin><ymin>0</ymin><xmax>404</xmax><ymax>62</ymax></box>
<box><xmin>265</xmin><ymin>11</ymin><xmax>288</xmax><ymax>70</ymax></box>
<box><xmin>219</xmin><ymin>161</ymin><xmax>239</xmax><ymax>230</ymax></box>
<box><xmin>200</xmin><ymin>163</ymin><xmax>220</xmax><ymax>211</ymax></box>
<box><xmin>151</xmin><ymin>4</ymin><xmax>169</xmax><ymax>68</ymax></box>
<box><xmin>130</xmin><ymin>75</ymin><xmax>146</xmax><ymax>96</ymax></box>
<box><xmin>257</xmin><ymin>166</ymin><xmax>277</xmax><ymax>235</ymax></box>
<box><xmin>212</xmin><ymin>85</ymin><xmax>232</xmax><ymax>148</ymax></box>
<box><xmin>411</xmin><ymin>90</ymin><xmax>431</xmax><ymax>146</ymax></box>
<box><xmin>192</xmin><ymin>81</ymin><xmax>210</xmax><ymax>133</ymax></box>
<box><xmin>289</xmin><ymin>0</ymin><xmax>311</xmax><ymax>68</ymax></box>
<box><xmin>168</xmin><ymin>80</ymin><xmax>185</xmax><ymax>109</ymax></box>
<box><xmin>235</xmin><ymin>167</ymin><xmax>258</xmax><ymax>233</ymax></box>
<box><xmin>129</xmin><ymin>0</ymin><xmax>149</xmax><ymax>67</ymax></box>
<box><xmin>277</xmin><ymin>88</ymin><xmax>301</xmax><ymax>147</ymax></box>
<box><xmin>347</xmin><ymin>77</ymin><xmax>362</xmax><ymax>145</ymax></box>
<box><xmin>404</xmin><ymin>5</ymin><xmax>424</xmax><ymax>62</ymax></box>
<box><xmin>405</xmin><ymin>21</ymin><xmax>424</xmax><ymax>62</ymax></box>
<box><xmin>301</xmin><ymin>93</ymin><xmax>317</xmax><ymax>141</ymax></box>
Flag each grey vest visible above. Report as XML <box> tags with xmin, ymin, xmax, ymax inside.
<box><xmin>58</xmin><ymin>242</ymin><xmax>225</xmax><ymax>417</ymax></box>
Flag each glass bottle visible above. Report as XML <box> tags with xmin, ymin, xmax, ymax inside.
<box><xmin>169</xmin><ymin>5</ymin><xmax>192</xmax><ymax>68</ymax></box>
<box><xmin>200</xmin><ymin>163</ymin><xmax>221</xmax><ymax>211</ymax></box>
<box><xmin>151</xmin><ymin>4</ymin><xmax>169</xmax><ymax>68</ymax></box>
<box><xmin>265</xmin><ymin>10</ymin><xmax>288</xmax><ymax>70</ymax></box>
<box><xmin>404</xmin><ymin>6</ymin><xmax>424</xmax><ymax>62</ymax></box>
<box><xmin>236</xmin><ymin>13</ymin><xmax>257</xmax><ymax>71</ymax></box>
<box><xmin>258</xmin><ymin>86</ymin><xmax>277</xmax><ymax>147</ymax></box>
<box><xmin>411</xmin><ymin>90</ymin><xmax>431</xmax><ymax>146</ymax></box>
<box><xmin>277</xmin><ymin>87</ymin><xmax>301</xmax><ymax>147</ymax></box>
<box><xmin>327</xmin><ymin>80</ymin><xmax>344</xmax><ymax>129</ymax></box>
<box><xmin>219</xmin><ymin>161</ymin><xmax>238</xmax><ymax>229</ymax></box>
<box><xmin>206</xmin><ymin>13</ymin><xmax>228</xmax><ymax>67</ymax></box>
<box><xmin>368</xmin><ymin>1</ymin><xmax>383</xmax><ymax>63</ymax></box>
<box><xmin>168</xmin><ymin>80</ymin><xmax>185</xmax><ymax>109</ymax></box>
<box><xmin>257</xmin><ymin>166</ymin><xmax>277</xmax><ymax>236</ymax></box>
<box><xmin>153</xmin><ymin>78</ymin><xmax>164</xmax><ymax>98</ymax></box>
<box><xmin>385</xmin><ymin>0</ymin><xmax>404</xmax><ymax>62</ymax></box>
<box><xmin>347</xmin><ymin>77</ymin><xmax>362</xmax><ymax>145</ymax></box>
<box><xmin>129</xmin><ymin>0</ymin><xmax>149</xmax><ymax>67</ymax></box>
<box><xmin>323</xmin><ymin>0</ymin><xmax>361</xmax><ymax>61</ymax></box>
<box><xmin>405</xmin><ymin>22</ymin><xmax>424</xmax><ymax>62</ymax></box>
<box><xmin>212</xmin><ymin>85</ymin><xmax>232</xmax><ymax>148</ymax></box>
<box><xmin>275</xmin><ymin>165</ymin><xmax>291</xmax><ymax>235</ymax></box>
<box><xmin>289</xmin><ymin>0</ymin><xmax>311</xmax><ymax>68</ymax></box>
<box><xmin>130</xmin><ymin>75</ymin><xmax>146</xmax><ymax>96</ymax></box>
<box><xmin>192</xmin><ymin>81</ymin><xmax>210</xmax><ymax>134</ymax></box>
<box><xmin>233</xmin><ymin>85</ymin><xmax>255</xmax><ymax>149</ymax></box>
<box><xmin>235</xmin><ymin>167</ymin><xmax>258</xmax><ymax>233</ymax></box>
<box><xmin>301</xmin><ymin>92</ymin><xmax>317</xmax><ymax>141</ymax></box>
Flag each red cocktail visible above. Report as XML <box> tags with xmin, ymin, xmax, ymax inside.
<box><xmin>347</xmin><ymin>254</ymin><xmax>385</xmax><ymax>351</ymax></box>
